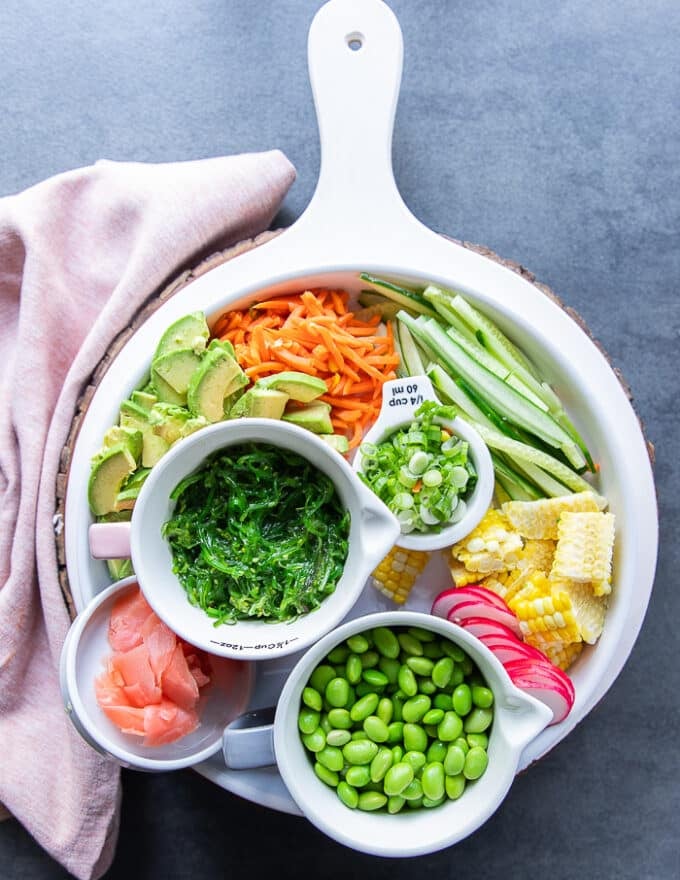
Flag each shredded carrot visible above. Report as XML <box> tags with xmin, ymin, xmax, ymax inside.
<box><xmin>216</xmin><ymin>288</ymin><xmax>399</xmax><ymax>449</ymax></box>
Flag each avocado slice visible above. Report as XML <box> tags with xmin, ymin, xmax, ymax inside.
<box><xmin>151</xmin><ymin>348</ymin><xmax>202</xmax><ymax>395</ymax></box>
<box><xmin>151</xmin><ymin>368</ymin><xmax>189</xmax><ymax>406</ymax></box>
<box><xmin>318</xmin><ymin>434</ymin><xmax>350</xmax><ymax>454</ymax></box>
<box><xmin>256</xmin><ymin>371</ymin><xmax>328</xmax><ymax>402</ymax></box>
<box><xmin>281</xmin><ymin>401</ymin><xmax>333</xmax><ymax>434</ymax></box>
<box><xmin>115</xmin><ymin>467</ymin><xmax>151</xmax><ymax>510</ymax></box>
<box><xmin>106</xmin><ymin>558</ymin><xmax>134</xmax><ymax>580</ymax></box>
<box><xmin>119</xmin><ymin>399</ymin><xmax>150</xmax><ymax>431</ymax></box>
<box><xmin>142</xmin><ymin>431</ymin><xmax>170</xmax><ymax>467</ymax></box>
<box><xmin>187</xmin><ymin>343</ymin><xmax>248</xmax><ymax>422</ymax></box>
<box><xmin>229</xmin><ymin>387</ymin><xmax>289</xmax><ymax>420</ymax></box>
<box><xmin>130</xmin><ymin>390</ymin><xmax>158</xmax><ymax>411</ymax></box>
<box><xmin>153</xmin><ymin>312</ymin><xmax>210</xmax><ymax>359</ymax></box>
<box><xmin>102</xmin><ymin>426</ymin><xmax>143</xmax><ymax>463</ymax></box>
<box><xmin>88</xmin><ymin>445</ymin><xmax>137</xmax><ymax>516</ymax></box>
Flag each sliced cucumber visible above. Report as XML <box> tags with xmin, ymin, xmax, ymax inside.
<box><xmin>427</xmin><ymin>364</ymin><xmax>495</xmax><ymax>428</ymax></box>
<box><xmin>512</xmin><ymin>460</ymin><xmax>573</xmax><ymax>498</ymax></box>
<box><xmin>491</xmin><ymin>453</ymin><xmax>545</xmax><ymax>500</ymax></box>
<box><xmin>359</xmin><ymin>273</ymin><xmax>438</xmax><ymax>318</ymax></box>
<box><xmin>393</xmin><ymin>319</ymin><xmax>426</xmax><ymax>376</ymax></box>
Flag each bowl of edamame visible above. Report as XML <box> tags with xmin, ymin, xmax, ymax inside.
<box><xmin>223</xmin><ymin>610</ymin><xmax>553</xmax><ymax>856</ymax></box>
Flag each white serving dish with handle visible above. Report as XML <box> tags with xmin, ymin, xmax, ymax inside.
<box><xmin>63</xmin><ymin>0</ymin><xmax>658</xmax><ymax>818</ymax></box>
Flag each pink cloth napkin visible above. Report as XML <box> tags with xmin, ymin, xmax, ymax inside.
<box><xmin>0</xmin><ymin>152</ymin><xmax>296</xmax><ymax>878</ymax></box>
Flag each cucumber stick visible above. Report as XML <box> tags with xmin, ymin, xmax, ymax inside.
<box><xmin>360</xmin><ymin>273</ymin><xmax>438</xmax><ymax>318</ymax></box>
<box><xmin>392</xmin><ymin>319</ymin><xmax>426</xmax><ymax>376</ymax></box>
<box><xmin>398</xmin><ymin>311</ymin><xmax>586</xmax><ymax>470</ymax></box>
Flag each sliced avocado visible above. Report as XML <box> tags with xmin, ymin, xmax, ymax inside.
<box><xmin>187</xmin><ymin>344</ymin><xmax>247</xmax><ymax>422</ymax></box>
<box><xmin>142</xmin><ymin>431</ymin><xmax>170</xmax><ymax>467</ymax></box>
<box><xmin>102</xmin><ymin>426</ymin><xmax>143</xmax><ymax>463</ymax></box>
<box><xmin>151</xmin><ymin>348</ymin><xmax>202</xmax><ymax>395</ymax></box>
<box><xmin>318</xmin><ymin>434</ymin><xmax>350</xmax><ymax>454</ymax></box>
<box><xmin>119</xmin><ymin>399</ymin><xmax>150</xmax><ymax>431</ymax></box>
<box><xmin>151</xmin><ymin>368</ymin><xmax>189</xmax><ymax>406</ymax></box>
<box><xmin>106</xmin><ymin>558</ymin><xmax>134</xmax><ymax>580</ymax></box>
<box><xmin>208</xmin><ymin>336</ymin><xmax>236</xmax><ymax>358</ymax></box>
<box><xmin>256</xmin><ymin>371</ymin><xmax>328</xmax><ymax>403</ymax></box>
<box><xmin>148</xmin><ymin>403</ymin><xmax>194</xmax><ymax>444</ymax></box>
<box><xmin>88</xmin><ymin>445</ymin><xmax>137</xmax><ymax>516</ymax></box>
<box><xmin>282</xmin><ymin>401</ymin><xmax>333</xmax><ymax>434</ymax></box>
<box><xmin>229</xmin><ymin>387</ymin><xmax>289</xmax><ymax>420</ymax></box>
<box><xmin>130</xmin><ymin>390</ymin><xmax>158</xmax><ymax>411</ymax></box>
<box><xmin>154</xmin><ymin>312</ymin><xmax>210</xmax><ymax>359</ymax></box>
<box><xmin>115</xmin><ymin>467</ymin><xmax>151</xmax><ymax>510</ymax></box>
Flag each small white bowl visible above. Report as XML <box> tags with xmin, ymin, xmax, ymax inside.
<box><xmin>223</xmin><ymin>610</ymin><xmax>552</xmax><ymax>856</ymax></box>
<box><xmin>88</xmin><ymin>419</ymin><xmax>401</xmax><ymax>662</ymax></box>
<box><xmin>59</xmin><ymin>576</ymin><xmax>254</xmax><ymax>771</ymax></box>
<box><xmin>353</xmin><ymin>376</ymin><xmax>494</xmax><ymax>551</ymax></box>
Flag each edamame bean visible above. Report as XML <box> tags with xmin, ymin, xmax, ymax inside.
<box><xmin>377</xmin><ymin>697</ymin><xmax>393</xmax><ymax>725</ymax></box>
<box><xmin>383</xmin><ymin>762</ymin><xmax>414</xmax><ymax>796</ymax></box>
<box><xmin>398</xmin><ymin>632</ymin><xmax>424</xmax><ymax>656</ymax></box>
<box><xmin>314</xmin><ymin>762</ymin><xmax>339</xmax><ymax>787</ymax></box>
<box><xmin>441</xmin><ymin>640</ymin><xmax>465</xmax><ymax>662</ymax></box>
<box><xmin>386</xmin><ymin>721</ymin><xmax>404</xmax><ymax>743</ymax></box>
<box><xmin>337</xmin><ymin>781</ymin><xmax>359</xmax><ymax>809</ymax></box>
<box><xmin>437</xmin><ymin>711</ymin><xmax>464</xmax><ymax>742</ymax></box>
<box><xmin>418</xmin><ymin>678</ymin><xmax>437</xmax><ymax>696</ymax></box>
<box><xmin>301</xmin><ymin>727</ymin><xmax>326</xmax><ymax>752</ymax></box>
<box><xmin>463</xmin><ymin>746</ymin><xmax>489</xmax><ymax>780</ymax></box>
<box><xmin>362</xmin><ymin>669</ymin><xmax>389</xmax><ymax>688</ymax></box>
<box><xmin>357</xmin><ymin>791</ymin><xmax>387</xmax><ymax>811</ymax></box>
<box><xmin>403</xmin><ymin>722</ymin><xmax>428</xmax><ymax>752</ymax></box>
<box><xmin>317</xmin><ymin>746</ymin><xmax>344</xmax><ymax>772</ymax></box>
<box><xmin>433</xmin><ymin>693</ymin><xmax>452</xmax><ymax>711</ymax></box>
<box><xmin>363</xmin><ymin>715</ymin><xmax>389</xmax><ymax>743</ymax></box>
<box><xmin>360</xmin><ymin>650</ymin><xmax>380</xmax><ymax>669</ymax></box>
<box><xmin>298</xmin><ymin>708</ymin><xmax>320</xmax><ymax>735</ymax></box>
<box><xmin>309</xmin><ymin>664</ymin><xmax>335</xmax><ymax>692</ymax></box>
<box><xmin>408</xmin><ymin>626</ymin><xmax>437</xmax><ymax>643</ymax></box>
<box><xmin>453</xmin><ymin>736</ymin><xmax>469</xmax><ymax>755</ymax></box>
<box><xmin>378</xmin><ymin>656</ymin><xmax>400</xmax><ymax>684</ymax></box>
<box><xmin>387</xmin><ymin>795</ymin><xmax>406</xmax><ymax>814</ymax></box>
<box><xmin>450</xmin><ymin>665</ymin><xmax>465</xmax><ymax>687</ymax></box>
<box><xmin>350</xmin><ymin>692</ymin><xmax>379</xmax><ymax>722</ymax></box>
<box><xmin>422</xmin><ymin>708</ymin><xmax>444</xmax><ymax>726</ymax></box>
<box><xmin>467</xmin><ymin>732</ymin><xmax>489</xmax><ymax>750</ymax></box>
<box><xmin>432</xmin><ymin>657</ymin><xmax>454</xmax><ymax>689</ymax></box>
<box><xmin>397</xmin><ymin>664</ymin><xmax>418</xmax><ymax>697</ymax></box>
<box><xmin>452</xmin><ymin>683</ymin><xmax>472</xmax><ymax>716</ymax></box>
<box><xmin>422</xmin><ymin>795</ymin><xmax>446</xmax><ymax>808</ymax></box>
<box><xmin>463</xmin><ymin>707</ymin><xmax>493</xmax><ymax>733</ymax></box>
<box><xmin>426</xmin><ymin>740</ymin><xmax>448</xmax><ymax>763</ymax></box>
<box><xmin>302</xmin><ymin>687</ymin><xmax>323</xmax><ymax>712</ymax></box>
<box><xmin>421</xmin><ymin>762</ymin><xmax>445</xmax><ymax>801</ymax></box>
<box><xmin>354</xmin><ymin>682</ymin><xmax>377</xmax><ymax>697</ymax></box>
<box><xmin>327</xmin><ymin>645</ymin><xmax>349</xmax><ymax>664</ymax></box>
<box><xmin>443</xmin><ymin>744</ymin><xmax>466</xmax><ymax>776</ymax></box>
<box><xmin>402</xmin><ymin>695</ymin><xmax>431</xmax><ymax>724</ymax></box>
<box><xmin>347</xmin><ymin>634</ymin><xmax>370</xmax><ymax>654</ymax></box>
<box><xmin>445</xmin><ymin>774</ymin><xmax>466</xmax><ymax>800</ymax></box>
<box><xmin>345</xmin><ymin>654</ymin><xmax>363</xmax><ymax>685</ymax></box>
<box><xmin>351</xmin><ymin>730</ymin><xmax>369</xmax><ymax>741</ymax></box>
<box><xmin>423</xmin><ymin>641</ymin><xmax>444</xmax><ymax>659</ymax></box>
<box><xmin>326</xmin><ymin>677</ymin><xmax>350</xmax><ymax>708</ymax></box>
<box><xmin>391</xmin><ymin>693</ymin><xmax>405</xmax><ymax>722</ymax></box>
<box><xmin>400</xmin><ymin>749</ymin><xmax>424</xmax><ymax>772</ymax></box>
<box><xmin>372</xmin><ymin>626</ymin><xmax>400</xmax><ymax>658</ymax></box>
<box><xmin>391</xmin><ymin>745</ymin><xmax>403</xmax><ymax>763</ymax></box>
<box><xmin>345</xmin><ymin>764</ymin><xmax>370</xmax><ymax>787</ymax></box>
<box><xmin>472</xmin><ymin>685</ymin><xmax>494</xmax><ymax>708</ymax></box>
<box><xmin>401</xmin><ymin>778</ymin><xmax>423</xmax><ymax>801</ymax></box>
<box><xmin>370</xmin><ymin>747</ymin><xmax>394</xmax><ymax>782</ymax></box>
<box><xmin>405</xmin><ymin>656</ymin><xmax>434</xmax><ymax>676</ymax></box>
<box><xmin>343</xmin><ymin>739</ymin><xmax>379</xmax><ymax>765</ymax></box>
<box><xmin>327</xmin><ymin>708</ymin><xmax>352</xmax><ymax>730</ymax></box>
<box><xmin>325</xmin><ymin>729</ymin><xmax>351</xmax><ymax>747</ymax></box>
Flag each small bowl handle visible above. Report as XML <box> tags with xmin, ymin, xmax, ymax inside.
<box><xmin>223</xmin><ymin>707</ymin><xmax>276</xmax><ymax>770</ymax></box>
<box><xmin>88</xmin><ymin>522</ymin><xmax>132</xmax><ymax>559</ymax></box>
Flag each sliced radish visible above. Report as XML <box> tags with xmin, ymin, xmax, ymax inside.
<box><xmin>479</xmin><ymin>637</ymin><xmax>547</xmax><ymax>666</ymax></box>
<box><xmin>503</xmin><ymin>658</ymin><xmax>575</xmax><ymax>724</ymax></box>
<box><xmin>446</xmin><ymin>602</ymin><xmax>523</xmax><ymax>638</ymax></box>
<box><xmin>431</xmin><ymin>585</ymin><xmax>510</xmax><ymax>619</ymax></box>
<box><xmin>458</xmin><ymin>616</ymin><xmax>524</xmax><ymax>643</ymax></box>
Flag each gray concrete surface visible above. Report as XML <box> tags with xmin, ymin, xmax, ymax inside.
<box><xmin>1</xmin><ymin>1</ymin><xmax>678</xmax><ymax>878</ymax></box>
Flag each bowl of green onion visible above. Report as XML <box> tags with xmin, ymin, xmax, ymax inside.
<box><xmin>353</xmin><ymin>376</ymin><xmax>494</xmax><ymax>551</ymax></box>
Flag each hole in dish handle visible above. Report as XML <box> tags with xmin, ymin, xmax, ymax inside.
<box><xmin>223</xmin><ymin>708</ymin><xmax>276</xmax><ymax>770</ymax></box>
<box><xmin>501</xmin><ymin>690</ymin><xmax>554</xmax><ymax>749</ymax></box>
<box><xmin>88</xmin><ymin>522</ymin><xmax>131</xmax><ymax>559</ymax></box>
<box><xmin>354</xmin><ymin>483</ymin><xmax>402</xmax><ymax>572</ymax></box>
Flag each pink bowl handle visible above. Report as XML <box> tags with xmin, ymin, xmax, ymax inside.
<box><xmin>89</xmin><ymin>522</ymin><xmax>131</xmax><ymax>559</ymax></box>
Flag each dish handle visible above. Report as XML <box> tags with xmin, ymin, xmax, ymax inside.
<box><xmin>223</xmin><ymin>707</ymin><xmax>277</xmax><ymax>770</ymax></box>
<box><xmin>88</xmin><ymin>522</ymin><xmax>131</xmax><ymax>559</ymax></box>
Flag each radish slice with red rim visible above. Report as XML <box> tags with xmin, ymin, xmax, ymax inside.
<box><xmin>431</xmin><ymin>585</ymin><xmax>511</xmax><ymax>619</ymax></box>
<box><xmin>457</xmin><ymin>616</ymin><xmax>524</xmax><ymax>643</ymax></box>
<box><xmin>503</xmin><ymin>658</ymin><xmax>575</xmax><ymax>724</ymax></box>
<box><xmin>446</xmin><ymin>602</ymin><xmax>523</xmax><ymax>638</ymax></box>
<box><xmin>478</xmin><ymin>637</ymin><xmax>547</xmax><ymax>665</ymax></box>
